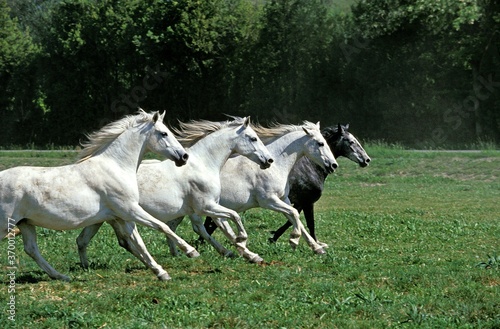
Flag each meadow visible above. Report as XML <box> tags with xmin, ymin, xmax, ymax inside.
<box><xmin>1</xmin><ymin>146</ymin><xmax>499</xmax><ymax>328</ymax></box>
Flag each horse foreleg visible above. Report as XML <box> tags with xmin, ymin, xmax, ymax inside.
<box><xmin>17</xmin><ymin>220</ymin><xmax>70</xmax><ymax>281</ymax></box>
<box><xmin>201</xmin><ymin>205</ymin><xmax>248</xmax><ymax>246</ymax></box>
<box><xmin>213</xmin><ymin>216</ymin><xmax>263</xmax><ymax>263</ymax></box>
<box><xmin>76</xmin><ymin>222</ymin><xmax>104</xmax><ymax>269</ymax></box>
<box><xmin>199</xmin><ymin>204</ymin><xmax>264</xmax><ymax>263</ymax></box>
<box><xmin>201</xmin><ymin>204</ymin><xmax>263</xmax><ymax>263</ymax></box>
<box><xmin>119</xmin><ymin>204</ymin><xmax>199</xmax><ymax>258</ymax></box>
<box><xmin>262</xmin><ymin>197</ymin><xmax>325</xmax><ymax>255</ymax></box>
<box><xmin>188</xmin><ymin>214</ymin><xmax>235</xmax><ymax>258</ymax></box>
<box><xmin>302</xmin><ymin>203</ymin><xmax>327</xmax><ymax>248</ymax></box>
<box><xmin>269</xmin><ymin>220</ymin><xmax>292</xmax><ymax>243</ymax></box>
<box><xmin>108</xmin><ymin>219</ymin><xmax>171</xmax><ymax>281</ymax></box>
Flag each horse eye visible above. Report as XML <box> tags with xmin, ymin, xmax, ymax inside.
<box><xmin>161</xmin><ymin>132</ymin><xmax>168</xmax><ymax>137</ymax></box>
<box><xmin>250</xmin><ymin>137</ymin><xmax>258</xmax><ymax>142</ymax></box>
<box><xmin>318</xmin><ymin>142</ymin><xmax>324</xmax><ymax>147</ymax></box>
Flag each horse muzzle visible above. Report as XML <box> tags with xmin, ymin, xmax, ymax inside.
<box><xmin>175</xmin><ymin>152</ymin><xmax>189</xmax><ymax>167</ymax></box>
<box><xmin>260</xmin><ymin>158</ymin><xmax>274</xmax><ymax>169</ymax></box>
<box><xmin>325</xmin><ymin>161</ymin><xmax>338</xmax><ymax>174</ymax></box>
<box><xmin>359</xmin><ymin>157</ymin><xmax>371</xmax><ymax>168</ymax></box>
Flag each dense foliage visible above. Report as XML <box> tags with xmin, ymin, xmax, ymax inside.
<box><xmin>1</xmin><ymin>0</ymin><xmax>498</xmax><ymax>147</ymax></box>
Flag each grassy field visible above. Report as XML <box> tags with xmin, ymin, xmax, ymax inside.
<box><xmin>1</xmin><ymin>147</ymin><xmax>499</xmax><ymax>328</ymax></box>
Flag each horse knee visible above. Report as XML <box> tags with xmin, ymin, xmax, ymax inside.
<box><xmin>76</xmin><ymin>236</ymin><xmax>88</xmax><ymax>251</ymax></box>
<box><xmin>117</xmin><ymin>238</ymin><xmax>131</xmax><ymax>252</ymax></box>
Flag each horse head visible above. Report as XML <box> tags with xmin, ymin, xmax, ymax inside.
<box><xmin>302</xmin><ymin>122</ymin><xmax>338</xmax><ymax>174</ymax></box>
<box><xmin>323</xmin><ymin>124</ymin><xmax>370</xmax><ymax>167</ymax></box>
<box><xmin>234</xmin><ymin>116</ymin><xmax>274</xmax><ymax>169</ymax></box>
<box><xmin>146</xmin><ymin>110</ymin><xmax>189</xmax><ymax>167</ymax></box>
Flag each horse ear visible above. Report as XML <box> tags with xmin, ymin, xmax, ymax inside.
<box><xmin>159</xmin><ymin>111</ymin><xmax>166</xmax><ymax>122</ymax></box>
<box><xmin>152</xmin><ymin>111</ymin><xmax>160</xmax><ymax>123</ymax></box>
<box><xmin>244</xmin><ymin>116</ymin><xmax>250</xmax><ymax>128</ymax></box>
<box><xmin>337</xmin><ymin>123</ymin><xmax>344</xmax><ymax>134</ymax></box>
<box><xmin>316</xmin><ymin>121</ymin><xmax>320</xmax><ymax>129</ymax></box>
<box><xmin>344</xmin><ymin>123</ymin><xmax>349</xmax><ymax>131</ymax></box>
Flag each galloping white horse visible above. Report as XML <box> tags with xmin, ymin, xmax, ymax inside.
<box><xmin>0</xmin><ymin>110</ymin><xmax>193</xmax><ymax>281</ymax></box>
<box><xmin>169</xmin><ymin>121</ymin><xmax>338</xmax><ymax>262</ymax></box>
<box><xmin>76</xmin><ymin>117</ymin><xmax>274</xmax><ymax>265</ymax></box>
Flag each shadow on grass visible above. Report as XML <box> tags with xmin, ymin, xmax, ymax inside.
<box><xmin>15</xmin><ymin>271</ymin><xmax>48</xmax><ymax>284</ymax></box>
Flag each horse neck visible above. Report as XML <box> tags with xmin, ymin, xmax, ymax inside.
<box><xmin>189</xmin><ymin>129</ymin><xmax>235</xmax><ymax>172</ymax></box>
<box><xmin>328</xmin><ymin>136</ymin><xmax>343</xmax><ymax>158</ymax></box>
<box><xmin>301</xmin><ymin>156</ymin><xmax>329</xmax><ymax>180</ymax></box>
<box><xmin>267</xmin><ymin>132</ymin><xmax>307</xmax><ymax>174</ymax></box>
<box><xmin>98</xmin><ymin>127</ymin><xmax>148</xmax><ymax>172</ymax></box>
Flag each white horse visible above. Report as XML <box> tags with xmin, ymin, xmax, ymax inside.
<box><xmin>76</xmin><ymin>116</ymin><xmax>274</xmax><ymax>265</ymax></box>
<box><xmin>168</xmin><ymin>121</ymin><xmax>338</xmax><ymax>262</ymax></box>
<box><xmin>0</xmin><ymin>110</ymin><xmax>193</xmax><ymax>281</ymax></box>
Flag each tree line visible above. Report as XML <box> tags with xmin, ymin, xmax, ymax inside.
<box><xmin>1</xmin><ymin>0</ymin><xmax>499</xmax><ymax>147</ymax></box>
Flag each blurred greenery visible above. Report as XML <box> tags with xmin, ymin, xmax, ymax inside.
<box><xmin>0</xmin><ymin>0</ymin><xmax>499</xmax><ymax>148</ymax></box>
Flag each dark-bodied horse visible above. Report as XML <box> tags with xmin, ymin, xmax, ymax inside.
<box><xmin>203</xmin><ymin>123</ymin><xmax>370</xmax><ymax>247</ymax></box>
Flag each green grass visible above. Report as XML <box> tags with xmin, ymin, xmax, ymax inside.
<box><xmin>1</xmin><ymin>148</ymin><xmax>499</xmax><ymax>328</ymax></box>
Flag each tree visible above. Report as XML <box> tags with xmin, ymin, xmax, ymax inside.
<box><xmin>234</xmin><ymin>0</ymin><xmax>335</xmax><ymax>123</ymax></box>
<box><xmin>341</xmin><ymin>0</ymin><xmax>499</xmax><ymax>145</ymax></box>
<box><xmin>0</xmin><ymin>0</ymin><xmax>40</xmax><ymax>145</ymax></box>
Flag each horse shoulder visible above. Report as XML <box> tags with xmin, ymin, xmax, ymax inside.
<box><xmin>288</xmin><ymin>158</ymin><xmax>325</xmax><ymax>204</ymax></box>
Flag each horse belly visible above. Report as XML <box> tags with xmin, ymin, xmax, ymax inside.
<box><xmin>20</xmin><ymin>175</ymin><xmax>111</xmax><ymax>230</ymax></box>
<box><xmin>140</xmin><ymin>190</ymin><xmax>189</xmax><ymax>223</ymax></box>
<box><xmin>219</xmin><ymin>188</ymin><xmax>256</xmax><ymax>213</ymax></box>
<box><xmin>22</xmin><ymin>192</ymin><xmax>112</xmax><ymax>230</ymax></box>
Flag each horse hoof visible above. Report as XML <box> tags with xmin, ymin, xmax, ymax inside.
<box><xmin>224</xmin><ymin>251</ymin><xmax>237</xmax><ymax>258</ymax></box>
<box><xmin>158</xmin><ymin>273</ymin><xmax>172</xmax><ymax>281</ymax></box>
<box><xmin>55</xmin><ymin>275</ymin><xmax>71</xmax><ymax>282</ymax></box>
<box><xmin>249</xmin><ymin>255</ymin><xmax>264</xmax><ymax>263</ymax></box>
<box><xmin>187</xmin><ymin>250</ymin><xmax>200</xmax><ymax>258</ymax></box>
<box><xmin>314</xmin><ymin>248</ymin><xmax>326</xmax><ymax>255</ymax></box>
<box><xmin>318</xmin><ymin>241</ymin><xmax>329</xmax><ymax>248</ymax></box>
<box><xmin>244</xmin><ymin>254</ymin><xmax>264</xmax><ymax>264</ymax></box>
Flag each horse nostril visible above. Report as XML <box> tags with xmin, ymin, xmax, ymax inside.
<box><xmin>267</xmin><ymin>158</ymin><xmax>274</xmax><ymax>164</ymax></box>
<box><xmin>332</xmin><ymin>162</ymin><xmax>338</xmax><ymax>169</ymax></box>
<box><xmin>366</xmin><ymin>158</ymin><xmax>371</xmax><ymax>163</ymax></box>
<box><xmin>182</xmin><ymin>153</ymin><xmax>189</xmax><ymax>161</ymax></box>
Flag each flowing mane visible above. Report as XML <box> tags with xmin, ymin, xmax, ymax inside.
<box><xmin>252</xmin><ymin>121</ymin><xmax>319</xmax><ymax>143</ymax></box>
<box><xmin>173</xmin><ymin>116</ymin><xmax>247</xmax><ymax>147</ymax></box>
<box><xmin>77</xmin><ymin>110</ymin><xmax>155</xmax><ymax>163</ymax></box>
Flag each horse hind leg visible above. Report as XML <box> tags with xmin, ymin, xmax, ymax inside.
<box><xmin>166</xmin><ymin>218</ymin><xmax>183</xmax><ymax>257</ymax></box>
<box><xmin>269</xmin><ymin>204</ymin><xmax>302</xmax><ymax>243</ymax></box>
<box><xmin>302</xmin><ymin>203</ymin><xmax>328</xmax><ymax>248</ymax></box>
<box><xmin>76</xmin><ymin>222</ymin><xmax>104</xmax><ymax>269</ymax></box>
<box><xmin>196</xmin><ymin>216</ymin><xmax>219</xmax><ymax>244</ymax></box>
<box><xmin>165</xmin><ymin>217</ymin><xmax>200</xmax><ymax>258</ymax></box>
<box><xmin>17</xmin><ymin>220</ymin><xmax>70</xmax><ymax>281</ymax></box>
<box><xmin>108</xmin><ymin>219</ymin><xmax>171</xmax><ymax>281</ymax></box>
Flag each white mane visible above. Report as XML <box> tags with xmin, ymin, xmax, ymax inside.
<box><xmin>77</xmin><ymin>110</ymin><xmax>154</xmax><ymax>163</ymax></box>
